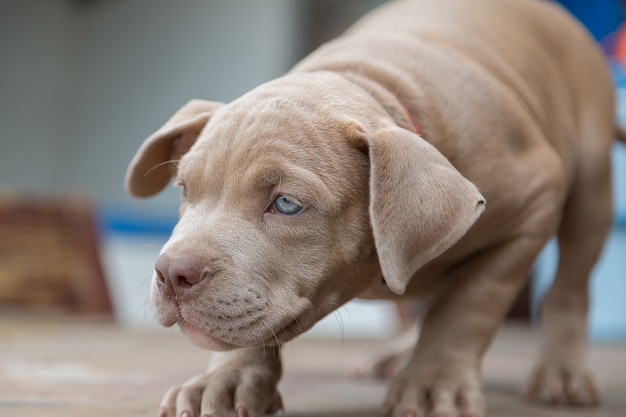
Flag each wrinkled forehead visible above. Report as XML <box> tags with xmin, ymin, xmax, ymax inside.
<box><xmin>179</xmin><ymin>106</ymin><xmax>337</xmax><ymax>204</ymax></box>
<box><xmin>181</xmin><ymin>85</ymin><xmax>354</xmax><ymax>173</ymax></box>
<box><xmin>176</xmin><ymin>73</ymin><xmax>373</xmax><ymax>204</ymax></box>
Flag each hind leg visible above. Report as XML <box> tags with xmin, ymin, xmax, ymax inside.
<box><xmin>527</xmin><ymin>148</ymin><xmax>613</xmax><ymax>406</ymax></box>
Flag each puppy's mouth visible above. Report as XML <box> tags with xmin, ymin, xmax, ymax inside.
<box><xmin>171</xmin><ymin>300</ymin><xmax>313</xmax><ymax>351</ymax></box>
<box><xmin>178</xmin><ymin>313</ymin><xmax>308</xmax><ymax>351</ymax></box>
<box><xmin>178</xmin><ymin>319</ymin><xmax>240</xmax><ymax>351</ymax></box>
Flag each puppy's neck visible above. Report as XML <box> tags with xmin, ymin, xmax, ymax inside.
<box><xmin>336</xmin><ymin>71</ymin><xmax>421</xmax><ymax>136</ymax></box>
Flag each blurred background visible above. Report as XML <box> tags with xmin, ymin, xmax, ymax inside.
<box><xmin>0</xmin><ymin>0</ymin><xmax>624</xmax><ymax>340</ymax></box>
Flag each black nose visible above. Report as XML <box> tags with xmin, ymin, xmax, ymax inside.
<box><xmin>155</xmin><ymin>253</ymin><xmax>211</xmax><ymax>300</ymax></box>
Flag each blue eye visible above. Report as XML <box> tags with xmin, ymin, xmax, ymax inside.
<box><xmin>273</xmin><ymin>195</ymin><xmax>303</xmax><ymax>215</ymax></box>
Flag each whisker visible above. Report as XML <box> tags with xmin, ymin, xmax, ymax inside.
<box><xmin>293</xmin><ymin>318</ymin><xmax>304</xmax><ymax>334</ymax></box>
<box><xmin>332</xmin><ymin>310</ymin><xmax>346</xmax><ymax>348</ymax></box>
<box><xmin>258</xmin><ymin>315</ymin><xmax>280</xmax><ymax>357</ymax></box>
<box><xmin>287</xmin><ymin>339</ymin><xmax>297</xmax><ymax>362</ymax></box>
<box><xmin>144</xmin><ymin>159</ymin><xmax>179</xmax><ymax>178</ymax></box>
<box><xmin>134</xmin><ymin>275</ymin><xmax>154</xmax><ymax>321</ymax></box>
<box><xmin>271</xmin><ymin>327</ymin><xmax>281</xmax><ymax>352</ymax></box>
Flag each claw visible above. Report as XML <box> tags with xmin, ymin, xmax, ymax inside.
<box><xmin>237</xmin><ymin>406</ymin><xmax>250</xmax><ymax>417</ymax></box>
<box><xmin>566</xmin><ymin>384</ymin><xmax>579</xmax><ymax>400</ymax></box>
<box><xmin>549</xmin><ymin>385</ymin><xmax>563</xmax><ymax>403</ymax></box>
<box><xmin>276</xmin><ymin>394</ymin><xmax>284</xmax><ymax>413</ymax></box>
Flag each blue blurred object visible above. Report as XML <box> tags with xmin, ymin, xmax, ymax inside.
<box><xmin>533</xmin><ymin>69</ymin><xmax>626</xmax><ymax>340</ymax></box>
<box><xmin>99</xmin><ymin>206</ymin><xmax>177</xmax><ymax>237</ymax></box>
<box><xmin>556</xmin><ymin>0</ymin><xmax>625</xmax><ymax>41</ymax></box>
<box><xmin>530</xmin><ymin>2</ymin><xmax>626</xmax><ymax>342</ymax></box>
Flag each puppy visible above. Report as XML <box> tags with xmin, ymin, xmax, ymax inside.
<box><xmin>126</xmin><ymin>0</ymin><xmax>624</xmax><ymax>415</ymax></box>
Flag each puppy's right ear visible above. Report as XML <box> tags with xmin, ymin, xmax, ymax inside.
<box><xmin>125</xmin><ymin>99</ymin><xmax>224</xmax><ymax>197</ymax></box>
<box><xmin>346</xmin><ymin>123</ymin><xmax>485</xmax><ymax>295</ymax></box>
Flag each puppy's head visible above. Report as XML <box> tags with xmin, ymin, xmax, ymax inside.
<box><xmin>126</xmin><ymin>72</ymin><xmax>485</xmax><ymax>351</ymax></box>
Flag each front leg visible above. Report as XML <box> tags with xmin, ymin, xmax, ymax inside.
<box><xmin>385</xmin><ymin>236</ymin><xmax>547</xmax><ymax>417</ymax></box>
<box><xmin>158</xmin><ymin>346</ymin><xmax>283</xmax><ymax>417</ymax></box>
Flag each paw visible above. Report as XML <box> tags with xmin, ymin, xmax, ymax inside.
<box><xmin>383</xmin><ymin>366</ymin><xmax>484</xmax><ymax>417</ymax></box>
<box><xmin>349</xmin><ymin>348</ymin><xmax>410</xmax><ymax>379</ymax></box>
<box><xmin>349</xmin><ymin>325</ymin><xmax>417</xmax><ymax>379</ymax></box>
<box><xmin>526</xmin><ymin>363</ymin><xmax>600</xmax><ymax>406</ymax></box>
<box><xmin>156</xmin><ymin>367</ymin><xmax>283</xmax><ymax>417</ymax></box>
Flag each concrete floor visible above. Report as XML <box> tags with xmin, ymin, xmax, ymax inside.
<box><xmin>1</xmin><ymin>315</ymin><xmax>625</xmax><ymax>417</ymax></box>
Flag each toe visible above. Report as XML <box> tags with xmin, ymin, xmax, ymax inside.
<box><xmin>200</xmin><ymin>381</ymin><xmax>234</xmax><ymax>417</ymax></box>
<box><xmin>158</xmin><ymin>386</ymin><xmax>182</xmax><ymax>417</ymax></box>
<box><xmin>457</xmin><ymin>385</ymin><xmax>484</xmax><ymax>417</ymax></box>
<box><xmin>526</xmin><ymin>365</ymin><xmax>601</xmax><ymax>407</ymax></box>
<box><xmin>266</xmin><ymin>392</ymin><xmax>284</xmax><ymax>415</ymax></box>
<box><xmin>430</xmin><ymin>388</ymin><xmax>457</xmax><ymax>417</ymax></box>
<box><xmin>176</xmin><ymin>384</ymin><xmax>204</xmax><ymax>417</ymax></box>
<box><xmin>565</xmin><ymin>370</ymin><xmax>601</xmax><ymax>406</ymax></box>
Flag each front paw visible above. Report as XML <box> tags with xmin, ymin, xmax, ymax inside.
<box><xmin>383</xmin><ymin>365</ymin><xmax>484</xmax><ymax>417</ymax></box>
<box><xmin>157</xmin><ymin>367</ymin><xmax>283</xmax><ymax>417</ymax></box>
<box><xmin>526</xmin><ymin>363</ymin><xmax>600</xmax><ymax>406</ymax></box>
<box><xmin>350</xmin><ymin>325</ymin><xmax>418</xmax><ymax>380</ymax></box>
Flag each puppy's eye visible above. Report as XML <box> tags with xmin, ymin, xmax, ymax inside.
<box><xmin>175</xmin><ymin>181</ymin><xmax>187</xmax><ymax>199</ymax></box>
<box><xmin>272</xmin><ymin>195</ymin><xmax>303</xmax><ymax>215</ymax></box>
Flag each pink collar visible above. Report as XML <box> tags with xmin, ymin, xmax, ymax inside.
<box><xmin>396</xmin><ymin>97</ymin><xmax>420</xmax><ymax>135</ymax></box>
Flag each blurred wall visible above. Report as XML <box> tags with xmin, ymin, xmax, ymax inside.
<box><xmin>0</xmin><ymin>0</ymin><xmax>302</xmax><ymax>213</ymax></box>
<box><xmin>0</xmin><ymin>1</ymin><xmax>76</xmax><ymax>191</ymax></box>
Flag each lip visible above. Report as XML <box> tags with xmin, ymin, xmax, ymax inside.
<box><xmin>176</xmin><ymin>309</ymin><xmax>310</xmax><ymax>350</ymax></box>
<box><xmin>170</xmin><ymin>296</ymin><xmax>314</xmax><ymax>349</ymax></box>
<box><xmin>179</xmin><ymin>316</ymin><xmax>305</xmax><ymax>350</ymax></box>
<box><xmin>178</xmin><ymin>321</ymin><xmax>240</xmax><ymax>351</ymax></box>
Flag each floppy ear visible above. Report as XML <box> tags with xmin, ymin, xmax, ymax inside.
<box><xmin>349</xmin><ymin>125</ymin><xmax>486</xmax><ymax>294</ymax></box>
<box><xmin>125</xmin><ymin>99</ymin><xmax>224</xmax><ymax>197</ymax></box>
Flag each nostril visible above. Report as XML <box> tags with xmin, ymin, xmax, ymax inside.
<box><xmin>155</xmin><ymin>255</ymin><xmax>169</xmax><ymax>284</ymax></box>
<box><xmin>156</xmin><ymin>269</ymin><xmax>166</xmax><ymax>285</ymax></box>
<box><xmin>155</xmin><ymin>253</ymin><xmax>214</xmax><ymax>299</ymax></box>
<box><xmin>177</xmin><ymin>274</ymin><xmax>194</xmax><ymax>289</ymax></box>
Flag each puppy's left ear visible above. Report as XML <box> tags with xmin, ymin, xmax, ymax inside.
<box><xmin>126</xmin><ymin>99</ymin><xmax>224</xmax><ymax>198</ymax></box>
<box><xmin>348</xmin><ymin>125</ymin><xmax>486</xmax><ymax>294</ymax></box>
